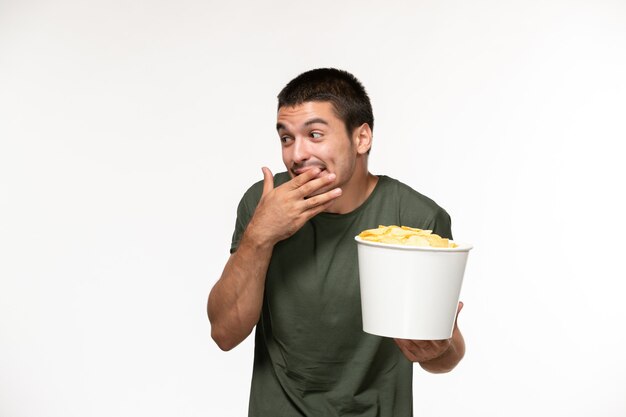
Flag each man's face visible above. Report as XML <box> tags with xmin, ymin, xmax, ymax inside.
<box><xmin>277</xmin><ymin>101</ymin><xmax>358</xmax><ymax>196</ymax></box>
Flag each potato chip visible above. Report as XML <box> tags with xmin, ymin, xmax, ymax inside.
<box><xmin>357</xmin><ymin>225</ymin><xmax>458</xmax><ymax>248</ymax></box>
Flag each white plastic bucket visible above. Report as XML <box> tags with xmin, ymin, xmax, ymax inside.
<box><xmin>355</xmin><ymin>236</ymin><xmax>472</xmax><ymax>340</ymax></box>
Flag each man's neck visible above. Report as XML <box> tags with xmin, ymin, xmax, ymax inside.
<box><xmin>324</xmin><ymin>172</ymin><xmax>378</xmax><ymax>215</ymax></box>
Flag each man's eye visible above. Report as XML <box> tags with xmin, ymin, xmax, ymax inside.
<box><xmin>311</xmin><ymin>132</ymin><xmax>322</xmax><ymax>139</ymax></box>
<box><xmin>280</xmin><ymin>136</ymin><xmax>293</xmax><ymax>144</ymax></box>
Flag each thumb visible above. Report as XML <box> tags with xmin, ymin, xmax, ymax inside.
<box><xmin>261</xmin><ymin>167</ymin><xmax>274</xmax><ymax>196</ymax></box>
<box><xmin>454</xmin><ymin>301</ymin><xmax>464</xmax><ymax>327</ymax></box>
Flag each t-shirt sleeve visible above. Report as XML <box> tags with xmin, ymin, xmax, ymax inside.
<box><xmin>394</xmin><ymin>179</ymin><xmax>453</xmax><ymax>240</ymax></box>
<box><xmin>230</xmin><ymin>196</ymin><xmax>251</xmax><ymax>254</ymax></box>
<box><xmin>426</xmin><ymin>208</ymin><xmax>453</xmax><ymax>240</ymax></box>
<box><xmin>229</xmin><ymin>181</ymin><xmax>264</xmax><ymax>254</ymax></box>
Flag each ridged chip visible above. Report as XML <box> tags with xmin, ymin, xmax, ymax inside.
<box><xmin>358</xmin><ymin>225</ymin><xmax>458</xmax><ymax>248</ymax></box>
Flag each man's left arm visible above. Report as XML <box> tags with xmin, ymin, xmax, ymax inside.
<box><xmin>394</xmin><ymin>302</ymin><xmax>465</xmax><ymax>373</ymax></box>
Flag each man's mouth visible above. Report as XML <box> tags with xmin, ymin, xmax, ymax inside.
<box><xmin>292</xmin><ymin>165</ymin><xmax>327</xmax><ymax>176</ymax></box>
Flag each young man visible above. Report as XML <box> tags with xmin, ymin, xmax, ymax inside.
<box><xmin>208</xmin><ymin>68</ymin><xmax>465</xmax><ymax>416</ymax></box>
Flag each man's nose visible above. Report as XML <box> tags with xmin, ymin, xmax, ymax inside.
<box><xmin>292</xmin><ymin>137</ymin><xmax>310</xmax><ymax>163</ymax></box>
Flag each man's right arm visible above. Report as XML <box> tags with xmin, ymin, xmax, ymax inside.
<box><xmin>207</xmin><ymin>167</ymin><xmax>342</xmax><ymax>351</ymax></box>
<box><xmin>207</xmin><ymin>225</ymin><xmax>274</xmax><ymax>351</ymax></box>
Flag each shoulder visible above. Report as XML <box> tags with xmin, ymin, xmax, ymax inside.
<box><xmin>377</xmin><ymin>175</ymin><xmax>452</xmax><ymax>238</ymax></box>
<box><xmin>378</xmin><ymin>175</ymin><xmax>446</xmax><ymax>215</ymax></box>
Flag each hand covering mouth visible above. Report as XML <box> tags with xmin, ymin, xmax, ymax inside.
<box><xmin>292</xmin><ymin>165</ymin><xmax>327</xmax><ymax>176</ymax></box>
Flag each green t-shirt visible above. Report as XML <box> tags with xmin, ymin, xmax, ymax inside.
<box><xmin>230</xmin><ymin>173</ymin><xmax>452</xmax><ymax>417</ymax></box>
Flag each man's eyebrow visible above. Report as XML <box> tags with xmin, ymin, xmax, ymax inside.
<box><xmin>304</xmin><ymin>118</ymin><xmax>329</xmax><ymax>127</ymax></box>
<box><xmin>276</xmin><ymin>118</ymin><xmax>329</xmax><ymax>132</ymax></box>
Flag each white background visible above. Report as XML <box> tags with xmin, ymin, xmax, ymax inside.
<box><xmin>1</xmin><ymin>0</ymin><xmax>625</xmax><ymax>416</ymax></box>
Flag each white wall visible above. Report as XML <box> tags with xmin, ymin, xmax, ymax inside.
<box><xmin>1</xmin><ymin>0</ymin><xmax>625</xmax><ymax>416</ymax></box>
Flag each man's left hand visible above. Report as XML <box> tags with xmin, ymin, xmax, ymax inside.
<box><xmin>393</xmin><ymin>301</ymin><xmax>465</xmax><ymax>370</ymax></box>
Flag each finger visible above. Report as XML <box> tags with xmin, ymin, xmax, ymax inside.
<box><xmin>261</xmin><ymin>167</ymin><xmax>274</xmax><ymax>196</ymax></box>
<box><xmin>295</xmin><ymin>191</ymin><xmax>342</xmax><ymax>222</ymax></box>
<box><xmin>394</xmin><ymin>339</ymin><xmax>418</xmax><ymax>362</ymax></box>
<box><xmin>397</xmin><ymin>339</ymin><xmax>449</xmax><ymax>362</ymax></box>
<box><xmin>395</xmin><ymin>338</ymin><xmax>425</xmax><ymax>358</ymax></box>
<box><xmin>302</xmin><ymin>187</ymin><xmax>342</xmax><ymax>210</ymax></box>
<box><xmin>454</xmin><ymin>301</ymin><xmax>464</xmax><ymax>325</ymax></box>
<box><xmin>289</xmin><ymin>167</ymin><xmax>321</xmax><ymax>189</ymax></box>
<box><xmin>296</xmin><ymin>172</ymin><xmax>337</xmax><ymax>198</ymax></box>
<box><xmin>395</xmin><ymin>339</ymin><xmax>444</xmax><ymax>362</ymax></box>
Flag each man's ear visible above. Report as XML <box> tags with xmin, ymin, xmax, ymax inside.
<box><xmin>354</xmin><ymin>123</ymin><xmax>373</xmax><ymax>155</ymax></box>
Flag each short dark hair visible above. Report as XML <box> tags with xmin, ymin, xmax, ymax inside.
<box><xmin>277</xmin><ymin>68</ymin><xmax>374</xmax><ymax>137</ymax></box>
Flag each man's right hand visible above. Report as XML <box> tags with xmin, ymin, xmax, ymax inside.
<box><xmin>246</xmin><ymin>166</ymin><xmax>342</xmax><ymax>247</ymax></box>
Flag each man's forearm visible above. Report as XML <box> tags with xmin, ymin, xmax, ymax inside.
<box><xmin>207</xmin><ymin>228</ymin><xmax>274</xmax><ymax>351</ymax></box>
